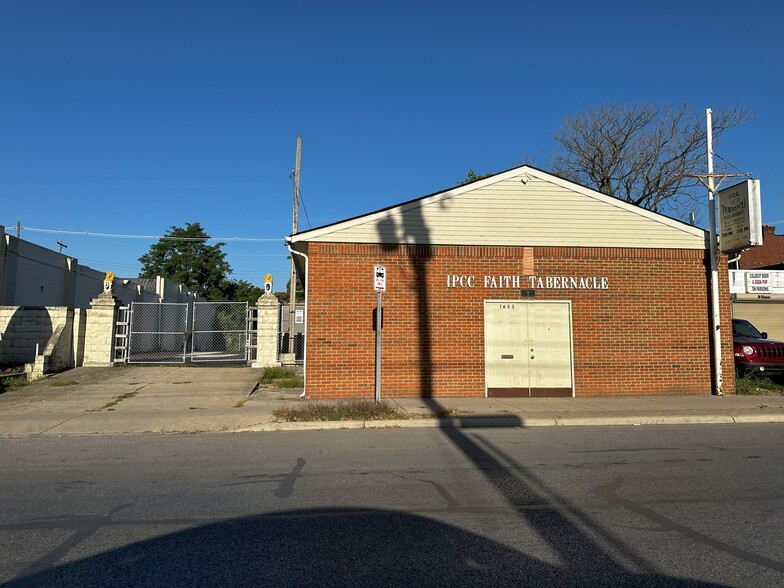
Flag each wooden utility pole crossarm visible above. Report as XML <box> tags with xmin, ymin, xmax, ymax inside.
<box><xmin>678</xmin><ymin>172</ymin><xmax>751</xmax><ymax>195</ymax></box>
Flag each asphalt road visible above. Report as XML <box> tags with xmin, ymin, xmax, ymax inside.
<box><xmin>1</xmin><ymin>424</ymin><xmax>782</xmax><ymax>587</ymax></box>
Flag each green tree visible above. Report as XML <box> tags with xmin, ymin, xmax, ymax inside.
<box><xmin>274</xmin><ymin>276</ymin><xmax>304</xmax><ymax>303</ymax></box>
<box><xmin>221</xmin><ymin>279</ymin><xmax>264</xmax><ymax>304</ymax></box>
<box><xmin>459</xmin><ymin>169</ymin><xmax>493</xmax><ymax>186</ymax></box>
<box><xmin>138</xmin><ymin>223</ymin><xmax>231</xmax><ymax>300</ymax></box>
<box><xmin>550</xmin><ymin>102</ymin><xmax>753</xmax><ymax>219</ymax></box>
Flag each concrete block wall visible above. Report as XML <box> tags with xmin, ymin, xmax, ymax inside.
<box><xmin>303</xmin><ymin>242</ymin><xmax>734</xmax><ymax>399</ymax></box>
<box><xmin>0</xmin><ymin>306</ymin><xmax>73</xmax><ymax>365</ymax></box>
<box><xmin>27</xmin><ymin>322</ymin><xmax>72</xmax><ymax>379</ymax></box>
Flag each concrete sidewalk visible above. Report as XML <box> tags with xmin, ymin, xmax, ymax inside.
<box><xmin>1</xmin><ymin>365</ymin><xmax>783</xmax><ymax>437</ymax></box>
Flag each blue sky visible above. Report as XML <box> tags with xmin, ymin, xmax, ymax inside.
<box><xmin>2</xmin><ymin>0</ymin><xmax>782</xmax><ymax>291</ymax></box>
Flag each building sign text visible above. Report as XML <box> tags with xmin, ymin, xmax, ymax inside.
<box><xmin>746</xmin><ymin>272</ymin><xmax>771</xmax><ymax>293</ymax></box>
<box><xmin>447</xmin><ymin>274</ymin><xmax>609</xmax><ymax>290</ymax></box>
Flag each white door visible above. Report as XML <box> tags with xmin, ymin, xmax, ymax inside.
<box><xmin>485</xmin><ymin>302</ymin><xmax>529</xmax><ymax>393</ymax></box>
<box><xmin>484</xmin><ymin>301</ymin><xmax>573</xmax><ymax>397</ymax></box>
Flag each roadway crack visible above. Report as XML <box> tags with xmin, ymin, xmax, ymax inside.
<box><xmin>593</xmin><ymin>476</ymin><xmax>784</xmax><ymax>573</ymax></box>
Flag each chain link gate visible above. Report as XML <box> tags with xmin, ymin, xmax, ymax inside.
<box><xmin>127</xmin><ymin>302</ymin><xmax>189</xmax><ymax>363</ymax></box>
<box><xmin>191</xmin><ymin>301</ymin><xmax>248</xmax><ymax>363</ymax></box>
<box><xmin>123</xmin><ymin>301</ymin><xmax>249</xmax><ymax>364</ymax></box>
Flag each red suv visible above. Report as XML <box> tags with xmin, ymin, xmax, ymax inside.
<box><xmin>732</xmin><ymin>318</ymin><xmax>784</xmax><ymax>377</ymax></box>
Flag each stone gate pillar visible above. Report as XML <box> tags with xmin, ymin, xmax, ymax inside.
<box><xmin>252</xmin><ymin>292</ymin><xmax>280</xmax><ymax>368</ymax></box>
<box><xmin>83</xmin><ymin>290</ymin><xmax>120</xmax><ymax>367</ymax></box>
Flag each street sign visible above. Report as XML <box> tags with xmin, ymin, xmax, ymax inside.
<box><xmin>373</xmin><ymin>264</ymin><xmax>386</xmax><ymax>403</ymax></box>
<box><xmin>374</xmin><ymin>265</ymin><xmax>387</xmax><ymax>292</ymax></box>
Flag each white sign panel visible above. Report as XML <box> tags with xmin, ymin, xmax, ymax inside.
<box><xmin>295</xmin><ymin>309</ymin><xmax>304</xmax><ymax>324</ymax></box>
<box><xmin>374</xmin><ymin>265</ymin><xmax>386</xmax><ymax>292</ymax></box>
<box><xmin>745</xmin><ymin>272</ymin><xmax>771</xmax><ymax>293</ymax></box>
<box><xmin>718</xmin><ymin>179</ymin><xmax>762</xmax><ymax>253</ymax></box>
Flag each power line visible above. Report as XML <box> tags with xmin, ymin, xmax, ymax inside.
<box><xmin>712</xmin><ymin>151</ymin><xmax>752</xmax><ymax>177</ymax></box>
<box><xmin>17</xmin><ymin>226</ymin><xmax>283</xmax><ymax>242</ymax></box>
<box><xmin>299</xmin><ymin>190</ymin><xmax>313</xmax><ymax>230</ymax></box>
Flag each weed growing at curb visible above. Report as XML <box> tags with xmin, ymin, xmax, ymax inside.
<box><xmin>735</xmin><ymin>375</ymin><xmax>784</xmax><ymax>396</ymax></box>
<box><xmin>273</xmin><ymin>400</ymin><xmax>408</xmax><ymax>422</ymax></box>
<box><xmin>259</xmin><ymin>367</ymin><xmax>304</xmax><ymax>388</ymax></box>
<box><xmin>233</xmin><ymin>400</ymin><xmax>246</xmax><ymax>408</ymax></box>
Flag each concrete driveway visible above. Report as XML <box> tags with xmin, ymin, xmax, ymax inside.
<box><xmin>0</xmin><ymin>365</ymin><xmax>264</xmax><ymax>436</ymax></box>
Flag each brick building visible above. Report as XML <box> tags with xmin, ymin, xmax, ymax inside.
<box><xmin>287</xmin><ymin>166</ymin><xmax>734</xmax><ymax>399</ymax></box>
<box><xmin>738</xmin><ymin>225</ymin><xmax>784</xmax><ymax>270</ymax></box>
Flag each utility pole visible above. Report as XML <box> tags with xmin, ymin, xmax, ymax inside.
<box><xmin>288</xmin><ymin>135</ymin><xmax>302</xmax><ymax>357</ymax></box>
<box><xmin>15</xmin><ymin>221</ymin><xmax>20</xmax><ymax>239</ymax></box>
<box><xmin>675</xmin><ymin>109</ymin><xmax>726</xmax><ymax>396</ymax></box>
<box><xmin>678</xmin><ymin>110</ymin><xmax>751</xmax><ymax>395</ymax></box>
<box><xmin>705</xmin><ymin>108</ymin><xmax>723</xmax><ymax>396</ymax></box>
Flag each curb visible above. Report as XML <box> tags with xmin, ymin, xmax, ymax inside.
<box><xmin>232</xmin><ymin>413</ymin><xmax>784</xmax><ymax>433</ymax></box>
<box><xmin>4</xmin><ymin>413</ymin><xmax>783</xmax><ymax>438</ymax></box>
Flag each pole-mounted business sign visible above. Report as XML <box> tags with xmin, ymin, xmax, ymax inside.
<box><xmin>718</xmin><ymin>179</ymin><xmax>762</xmax><ymax>253</ymax></box>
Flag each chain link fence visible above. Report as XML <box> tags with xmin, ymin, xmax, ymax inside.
<box><xmin>191</xmin><ymin>301</ymin><xmax>248</xmax><ymax>362</ymax></box>
<box><xmin>128</xmin><ymin>302</ymin><xmax>189</xmax><ymax>363</ymax></box>
<box><xmin>278</xmin><ymin>302</ymin><xmax>305</xmax><ymax>364</ymax></box>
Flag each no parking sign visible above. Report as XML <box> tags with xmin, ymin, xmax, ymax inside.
<box><xmin>374</xmin><ymin>265</ymin><xmax>386</xmax><ymax>292</ymax></box>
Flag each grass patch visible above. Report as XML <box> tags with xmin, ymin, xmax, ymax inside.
<box><xmin>233</xmin><ymin>399</ymin><xmax>246</xmax><ymax>408</ymax></box>
<box><xmin>0</xmin><ymin>376</ymin><xmax>29</xmax><ymax>394</ymax></box>
<box><xmin>273</xmin><ymin>399</ymin><xmax>408</xmax><ymax>422</ymax></box>
<box><xmin>49</xmin><ymin>380</ymin><xmax>78</xmax><ymax>387</ymax></box>
<box><xmin>735</xmin><ymin>375</ymin><xmax>784</xmax><ymax>396</ymax></box>
<box><xmin>259</xmin><ymin>367</ymin><xmax>304</xmax><ymax>388</ymax></box>
<box><xmin>88</xmin><ymin>391</ymin><xmax>138</xmax><ymax>412</ymax></box>
<box><xmin>275</xmin><ymin>377</ymin><xmax>305</xmax><ymax>388</ymax></box>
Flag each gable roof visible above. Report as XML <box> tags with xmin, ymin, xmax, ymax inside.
<box><xmin>289</xmin><ymin>165</ymin><xmax>707</xmax><ymax>250</ymax></box>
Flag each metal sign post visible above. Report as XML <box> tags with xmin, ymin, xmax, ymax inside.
<box><xmin>374</xmin><ymin>265</ymin><xmax>386</xmax><ymax>403</ymax></box>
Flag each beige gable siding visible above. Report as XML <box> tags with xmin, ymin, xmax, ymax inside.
<box><xmin>301</xmin><ymin>170</ymin><xmax>706</xmax><ymax>250</ymax></box>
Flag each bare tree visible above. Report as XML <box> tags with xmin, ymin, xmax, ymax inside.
<box><xmin>550</xmin><ymin>103</ymin><xmax>753</xmax><ymax>219</ymax></box>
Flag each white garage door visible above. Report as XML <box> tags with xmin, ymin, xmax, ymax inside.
<box><xmin>732</xmin><ymin>301</ymin><xmax>784</xmax><ymax>341</ymax></box>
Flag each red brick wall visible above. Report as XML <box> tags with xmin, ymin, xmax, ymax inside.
<box><xmin>304</xmin><ymin>242</ymin><xmax>735</xmax><ymax>399</ymax></box>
